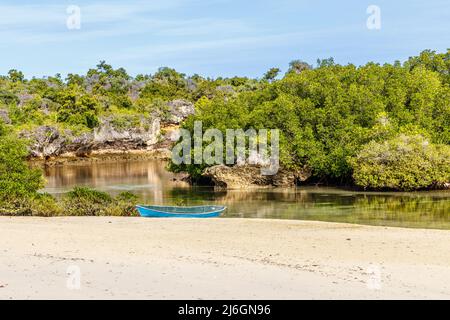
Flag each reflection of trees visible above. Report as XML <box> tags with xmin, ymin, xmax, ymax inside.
<box><xmin>168</xmin><ymin>188</ymin><xmax>450</xmax><ymax>229</ymax></box>
<box><xmin>351</xmin><ymin>195</ymin><xmax>450</xmax><ymax>225</ymax></box>
<box><xmin>43</xmin><ymin>160</ymin><xmax>189</xmax><ymax>203</ymax></box>
<box><xmin>42</xmin><ymin>160</ymin><xmax>450</xmax><ymax>229</ymax></box>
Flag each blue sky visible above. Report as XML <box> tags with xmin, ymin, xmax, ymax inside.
<box><xmin>0</xmin><ymin>0</ymin><xmax>449</xmax><ymax>78</ymax></box>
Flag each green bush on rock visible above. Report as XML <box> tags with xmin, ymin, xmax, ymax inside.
<box><xmin>350</xmin><ymin>135</ymin><xmax>450</xmax><ymax>191</ymax></box>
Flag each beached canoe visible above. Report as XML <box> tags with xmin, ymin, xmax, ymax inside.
<box><xmin>136</xmin><ymin>205</ymin><xmax>226</xmax><ymax>218</ymax></box>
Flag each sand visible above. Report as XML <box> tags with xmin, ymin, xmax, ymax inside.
<box><xmin>0</xmin><ymin>217</ymin><xmax>449</xmax><ymax>300</ymax></box>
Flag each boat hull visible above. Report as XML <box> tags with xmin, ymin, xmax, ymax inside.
<box><xmin>136</xmin><ymin>205</ymin><xmax>226</xmax><ymax>218</ymax></box>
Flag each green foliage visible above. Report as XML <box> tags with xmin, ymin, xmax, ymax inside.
<box><xmin>263</xmin><ymin>68</ymin><xmax>281</xmax><ymax>82</ymax></box>
<box><xmin>140</xmin><ymin>67</ymin><xmax>188</xmax><ymax>100</ymax></box>
<box><xmin>0</xmin><ymin>60</ymin><xmax>264</xmax><ymax>137</ymax></box>
<box><xmin>25</xmin><ymin>193</ymin><xmax>62</xmax><ymax>217</ymax></box>
<box><xmin>0</xmin><ymin>123</ymin><xmax>54</xmax><ymax>215</ymax></box>
<box><xmin>61</xmin><ymin>187</ymin><xmax>139</xmax><ymax>216</ymax></box>
<box><xmin>0</xmin><ymin>90</ymin><xmax>19</xmax><ymax>105</ymax></box>
<box><xmin>55</xmin><ymin>90</ymin><xmax>99</xmax><ymax>128</ymax></box>
<box><xmin>104</xmin><ymin>192</ymin><xmax>139</xmax><ymax>217</ymax></box>
<box><xmin>8</xmin><ymin>69</ymin><xmax>25</xmax><ymax>83</ymax></box>
<box><xmin>171</xmin><ymin>51</ymin><xmax>450</xmax><ymax>188</ymax></box>
<box><xmin>0</xmin><ymin>124</ymin><xmax>44</xmax><ymax>202</ymax></box>
<box><xmin>350</xmin><ymin>135</ymin><xmax>450</xmax><ymax>190</ymax></box>
<box><xmin>0</xmin><ymin>51</ymin><xmax>449</xmax><ymax>191</ymax></box>
<box><xmin>287</xmin><ymin>60</ymin><xmax>313</xmax><ymax>74</ymax></box>
<box><xmin>62</xmin><ymin>187</ymin><xmax>113</xmax><ymax>216</ymax></box>
<box><xmin>109</xmin><ymin>112</ymin><xmax>141</xmax><ymax>130</ymax></box>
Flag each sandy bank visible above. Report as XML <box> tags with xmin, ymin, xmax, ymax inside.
<box><xmin>0</xmin><ymin>217</ymin><xmax>449</xmax><ymax>299</ymax></box>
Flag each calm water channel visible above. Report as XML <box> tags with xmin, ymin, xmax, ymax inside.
<box><xmin>42</xmin><ymin>159</ymin><xmax>450</xmax><ymax>229</ymax></box>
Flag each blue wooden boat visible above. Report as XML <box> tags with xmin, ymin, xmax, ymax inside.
<box><xmin>136</xmin><ymin>205</ymin><xmax>226</xmax><ymax>218</ymax></box>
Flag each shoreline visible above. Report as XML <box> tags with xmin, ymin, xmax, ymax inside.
<box><xmin>29</xmin><ymin>153</ymin><xmax>450</xmax><ymax>191</ymax></box>
<box><xmin>28</xmin><ymin>148</ymin><xmax>172</xmax><ymax>166</ymax></box>
<box><xmin>1</xmin><ymin>217</ymin><xmax>449</xmax><ymax>299</ymax></box>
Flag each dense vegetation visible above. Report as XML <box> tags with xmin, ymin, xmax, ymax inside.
<box><xmin>350</xmin><ymin>135</ymin><xmax>449</xmax><ymax>190</ymax></box>
<box><xmin>0</xmin><ymin>49</ymin><xmax>449</xmax><ymax>214</ymax></box>
<box><xmin>0</xmin><ymin>122</ymin><xmax>44</xmax><ymax>213</ymax></box>
<box><xmin>0</xmin><ymin>123</ymin><xmax>138</xmax><ymax>216</ymax></box>
<box><xmin>174</xmin><ymin>50</ymin><xmax>450</xmax><ymax>190</ymax></box>
<box><xmin>0</xmin><ymin>61</ymin><xmax>261</xmax><ymax>135</ymax></box>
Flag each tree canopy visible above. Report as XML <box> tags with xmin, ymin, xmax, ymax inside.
<box><xmin>1</xmin><ymin>49</ymin><xmax>449</xmax><ymax>190</ymax></box>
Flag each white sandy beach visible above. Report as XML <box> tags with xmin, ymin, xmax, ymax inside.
<box><xmin>0</xmin><ymin>217</ymin><xmax>449</xmax><ymax>300</ymax></box>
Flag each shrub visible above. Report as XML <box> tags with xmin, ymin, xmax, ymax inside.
<box><xmin>0</xmin><ymin>193</ymin><xmax>61</xmax><ymax>217</ymax></box>
<box><xmin>0</xmin><ymin>124</ymin><xmax>44</xmax><ymax>202</ymax></box>
<box><xmin>350</xmin><ymin>134</ymin><xmax>450</xmax><ymax>190</ymax></box>
<box><xmin>26</xmin><ymin>193</ymin><xmax>62</xmax><ymax>217</ymax></box>
<box><xmin>62</xmin><ymin>187</ymin><xmax>139</xmax><ymax>216</ymax></box>
<box><xmin>62</xmin><ymin>187</ymin><xmax>113</xmax><ymax>216</ymax></box>
<box><xmin>104</xmin><ymin>192</ymin><xmax>139</xmax><ymax>217</ymax></box>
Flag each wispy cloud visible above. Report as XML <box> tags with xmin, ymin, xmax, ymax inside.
<box><xmin>0</xmin><ymin>1</ymin><xmax>254</xmax><ymax>45</ymax></box>
<box><xmin>1</xmin><ymin>0</ymin><xmax>449</xmax><ymax>78</ymax></box>
<box><xmin>109</xmin><ymin>26</ymin><xmax>357</xmax><ymax>62</ymax></box>
<box><xmin>0</xmin><ymin>1</ymin><xmax>184</xmax><ymax>27</ymax></box>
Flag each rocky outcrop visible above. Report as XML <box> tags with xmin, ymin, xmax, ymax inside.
<box><xmin>93</xmin><ymin>116</ymin><xmax>160</xmax><ymax>149</ymax></box>
<box><xmin>171</xmin><ymin>172</ymin><xmax>191</xmax><ymax>183</ymax></box>
<box><xmin>216</xmin><ymin>85</ymin><xmax>235</xmax><ymax>94</ymax></box>
<box><xmin>434</xmin><ymin>182</ymin><xmax>450</xmax><ymax>190</ymax></box>
<box><xmin>203</xmin><ymin>165</ymin><xmax>312</xmax><ymax>189</ymax></box>
<box><xmin>20</xmin><ymin>99</ymin><xmax>194</xmax><ymax>159</ymax></box>
<box><xmin>166</xmin><ymin>99</ymin><xmax>195</xmax><ymax>124</ymax></box>
<box><xmin>21</xmin><ymin>116</ymin><xmax>162</xmax><ymax>158</ymax></box>
<box><xmin>20</xmin><ymin>126</ymin><xmax>67</xmax><ymax>158</ymax></box>
<box><xmin>203</xmin><ymin>165</ymin><xmax>271</xmax><ymax>188</ymax></box>
<box><xmin>0</xmin><ymin>109</ymin><xmax>11</xmax><ymax>124</ymax></box>
<box><xmin>17</xmin><ymin>93</ymin><xmax>36</xmax><ymax>107</ymax></box>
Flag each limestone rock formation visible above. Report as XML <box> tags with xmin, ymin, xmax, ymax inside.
<box><xmin>166</xmin><ymin>99</ymin><xmax>195</xmax><ymax>124</ymax></box>
<box><xmin>203</xmin><ymin>165</ymin><xmax>312</xmax><ymax>189</ymax></box>
<box><xmin>93</xmin><ymin>116</ymin><xmax>161</xmax><ymax>149</ymax></box>
<box><xmin>20</xmin><ymin>126</ymin><xmax>66</xmax><ymax>158</ymax></box>
<box><xmin>20</xmin><ymin>100</ymin><xmax>193</xmax><ymax>159</ymax></box>
<box><xmin>0</xmin><ymin>109</ymin><xmax>11</xmax><ymax>124</ymax></box>
<box><xmin>21</xmin><ymin>116</ymin><xmax>162</xmax><ymax>158</ymax></box>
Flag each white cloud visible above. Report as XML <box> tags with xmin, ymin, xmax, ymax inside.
<box><xmin>108</xmin><ymin>28</ymin><xmax>345</xmax><ymax>62</ymax></box>
<box><xmin>0</xmin><ymin>1</ymin><xmax>254</xmax><ymax>45</ymax></box>
<box><xmin>0</xmin><ymin>1</ymin><xmax>186</xmax><ymax>26</ymax></box>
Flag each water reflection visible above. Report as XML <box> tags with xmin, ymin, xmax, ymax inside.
<box><xmin>42</xmin><ymin>160</ymin><xmax>450</xmax><ymax>229</ymax></box>
<box><xmin>43</xmin><ymin>160</ymin><xmax>190</xmax><ymax>203</ymax></box>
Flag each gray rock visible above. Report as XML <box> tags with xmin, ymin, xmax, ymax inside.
<box><xmin>64</xmin><ymin>131</ymin><xmax>95</xmax><ymax>156</ymax></box>
<box><xmin>21</xmin><ymin>115</ymin><xmax>166</xmax><ymax>158</ymax></box>
<box><xmin>202</xmin><ymin>165</ymin><xmax>312</xmax><ymax>189</ymax></box>
<box><xmin>0</xmin><ymin>109</ymin><xmax>11</xmax><ymax>124</ymax></box>
<box><xmin>38</xmin><ymin>98</ymin><xmax>57</xmax><ymax>115</ymax></box>
<box><xmin>203</xmin><ymin>165</ymin><xmax>272</xmax><ymax>189</ymax></box>
<box><xmin>166</xmin><ymin>99</ymin><xmax>195</xmax><ymax>124</ymax></box>
<box><xmin>17</xmin><ymin>93</ymin><xmax>35</xmax><ymax>106</ymax></box>
<box><xmin>128</xmin><ymin>81</ymin><xmax>146</xmax><ymax>101</ymax></box>
<box><xmin>94</xmin><ymin>116</ymin><xmax>161</xmax><ymax>148</ymax></box>
<box><xmin>216</xmin><ymin>85</ymin><xmax>235</xmax><ymax>94</ymax></box>
<box><xmin>20</xmin><ymin>126</ymin><xmax>66</xmax><ymax>158</ymax></box>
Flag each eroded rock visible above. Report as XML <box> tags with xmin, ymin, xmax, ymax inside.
<box><xmin>94</xmin><ymin>116</ymin><xmax>161</xmax><ymax>149</ymax></box>
<box><xmin>0</xmin><ymin>109</ymin><xmax>11</xmax><ymax>124</ymax></box>
<box><xmin>202</xmin><ymin>165</ymin><xmax>312</xmax><ymax>189</ymax></box>
<box><xmin>167</xmin><ymin>99</ymin><xmax>195</xmax><ymax>124</ymax></box>
<box><xmin>20</xmin><ymin>126</ymin><xmax>66</xmax><ymax>158</ymax></box>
